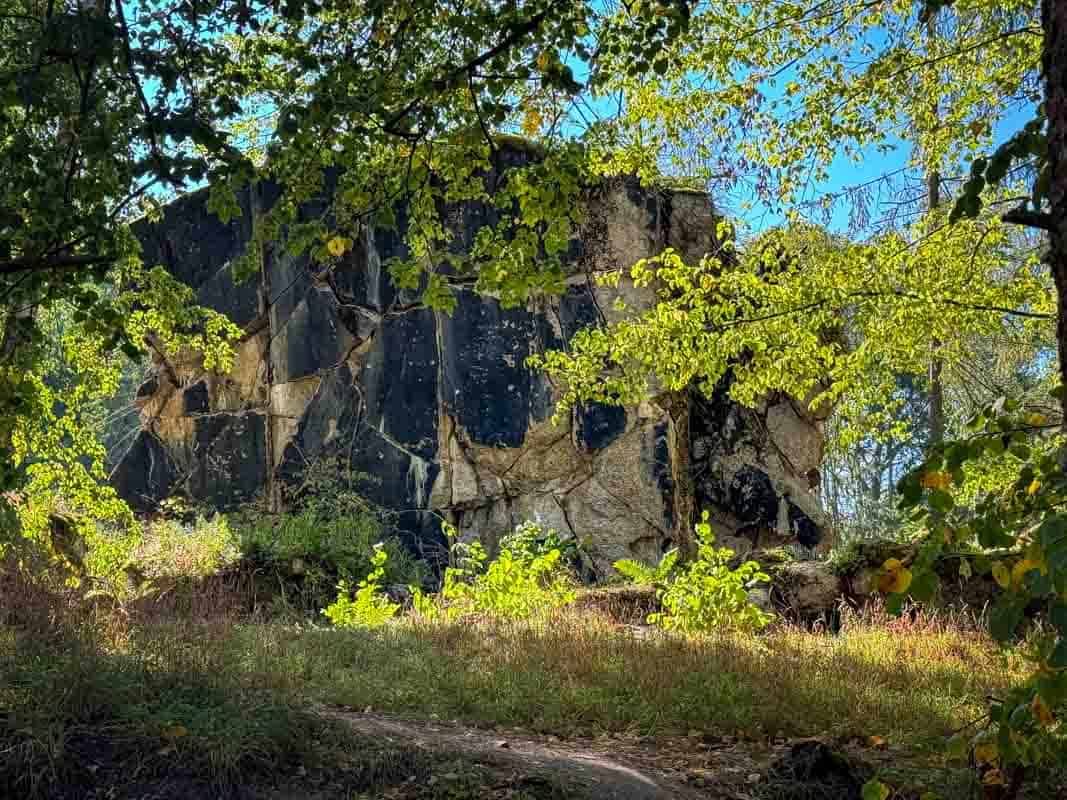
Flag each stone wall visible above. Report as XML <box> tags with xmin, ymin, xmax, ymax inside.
<box><xmin>112</xmin><ymin>145</ymin><xmax>828</xmax><ymax>573</ymax></box>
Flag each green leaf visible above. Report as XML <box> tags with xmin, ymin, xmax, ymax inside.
<box><xmin>1039</xmin><ymin>515</ymin><xmax>1067</xmax><ymax>550</ymax></box>
<box><xmin>885</xmin><ymin>592</ymin><xmax>905</xmax><ymax>616</ymax></box>
<box><xmin>927</xmin><ymin>489</ymin><xmax>954</xmax><ymax>514</ymax></box>
<box><xmin>909</xmin><ymin>569</ymin><xmax>938</xmax><ymax>603</ymax></box>
<box><xmin>897</xmin><ymin>472</ymin><xmax>923</xmax><ymax>507</ymax></box>
<box><xmin>989</xmin><ymin>597</ymin><xmax>1025</xmax><ymax>643</ymax></box>
<box><xmin>1009</xmin><ymin>443</ymin><xmax>1031</xmax><ymax>460</ymax></box>
<box><xmin>976</xmin><ymin>518</ymin><xmax>1014</xmax><ymax>550</ymax></box>
<box><xmin>1024</xmin><ymin>569</ymin><xmax>1052</xmax><ymax>596</ymax></box>
<box><xmin>1050</xmin><ymin>601</ymin><xmax>1067</xmax><ymax>636</ymax></box>
<box><xmin>862</xmin><ymin>779</ymin><xmax>890</xmax><ymax>800</ymax></box>
<box><xmin>945</xmin><ymin>733</ymin><xmax>970</xmax><ymax>762</ymax></box>
<box><xmin>1050</xmin><ymin>638</ymin><xmax>1067</xmax><ymax>669</ymax></box>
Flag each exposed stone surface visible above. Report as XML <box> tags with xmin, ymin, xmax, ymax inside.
<box><xmin>770</xmin><ymin>561</ymin><xmax>842</xmax><ymax>621</ymax></box>
<box><xmin>113</xmin><ymin>143</ymin><xmax>828</xmax><ymax>573</ymax></box>
<box><xmin>690</xmin><ymin>385</ymin><xmax>825</xmax><ymax>551</ymax></box>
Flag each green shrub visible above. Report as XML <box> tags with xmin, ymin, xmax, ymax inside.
<box><xmin>82</xmin><ymin>513</ymin><xmax>238</xmax><ymax>602</ymax></box>
<box><xmin>234</xmin><ymin>459</ymin><xmax>426</xmax><ymax>594</ymax></box>
<box><xmin>500</xmin><ymin>518</ymin><xmax>583</xmax><ymax>568</ymax></box>
<box><xmin>613</xmin><ymin>548</ymin><xmax>679</xmax><ymax>585</ymax></box>
<box><xmin>322</xmin><ymin>544</ymin><xmax>400</xmax><ymax>628</ymax></box>
<box><xmin>429</xmin><ymin>521</ymin><xmax>577</xmax><ymax>621</ymax></box>
<box><xmin>648</xmin><ymin>512</ymin><xmax>772</xmax><ymax>634</ymax></box>
<box><xmin>133</xmin><ymin>514</ymin><xmax>240</xmax><ymax>581</ymax></box>
<box><xmin>238</xmin><ymin>508</ymin><xmax>414</xmax><ymax>581</ymax></box>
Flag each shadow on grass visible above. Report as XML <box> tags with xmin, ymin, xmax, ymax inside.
<box><xmin>0</xmin><ymin>563</ymin><xmax>1034</xmax><ymax>799</ymax></box>
<box><xmin>218</xmin><ymin>610</ymin><xmax>1021</xmax><ymax>750</ymax></box>
<box><xmin>0</xmin><ymin>614</ymin><xmax>448</xmax><ymax>800</ymax></box>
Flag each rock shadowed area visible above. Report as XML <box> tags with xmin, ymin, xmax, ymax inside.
<box><xmin>112</xmin><ymin>142</ymin><xmax>828</xmax><ymax>573</ymax></box>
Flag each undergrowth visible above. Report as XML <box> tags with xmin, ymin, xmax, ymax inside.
<box><xmin>0</xmin><ymin>551</ymin><xmax>1044</xmax><ymax>800</ymax></box>
<box><xmin>3</xmin><ymin>507</ymin><xmax>1060</xmax><ymax>799</ymax></box>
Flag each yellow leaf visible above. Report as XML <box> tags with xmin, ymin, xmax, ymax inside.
<box><xmin>1032</xmin><ymin>694</ymin><xmax>1055</xmax><ymax>727</ymax></box>
<box><xmin>161</xmin><ymin>724</ymin><xmax>188</xmax><ymax>740</ymax></box>
<box><xmin>521</xmin><ymin>108</ymin><xmax>544</xmax><ymax>137</ymax></box>
<box><xmin>920</xmin><ymin>471</ymin><xmax>952</xmax><ymax>490</ymax></box>
<box><xmin>889</xmin><ymin>567</ymin><xmax>912</xmax><ymax>594</ymax></box>
<box><xmin>973</xmin><ymin>741</ymin><xmax>998</xmax><ymax>766</ymax></box>
<box><xmin>1025</xmin><ymin>412</ymin><xmax>1047</xmax><ymax>427</ymax></box>
<box><xmin>982</xmin><ymin>768</ymin><xmax>1004</xmax><ymax>786</ymax></box>
<box><xmin>878</xmin><ymin>562</ymin><xmax>912</xmax><ymax>594</ymax></box>
<box><xmin>1027</xmin><ymin>479</ymin><xmax>1041</xmax><ymax>496</ymax></box>
<box><xmin>1012</xmin><ymin>558</ymin><xmax>1045</xmax><ymax>588</ymax></box>
<box><xmin>326</xmin><ymin>236</ymin><xmax>348</xmax><ymax>257</ymax></box>
<box><xmin>991</xmin><ymin>562</ymin><xmax>1011</xmax><ymax>589</ymax></box>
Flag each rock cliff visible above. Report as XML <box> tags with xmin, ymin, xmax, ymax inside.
<box><xmin>112</xmin><ymin>145</ymin><xmax>827</xmax><ymax>573</ymax></box>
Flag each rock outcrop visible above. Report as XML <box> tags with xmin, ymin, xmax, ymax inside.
<box><xmin>112</xmin><ymin>144</ymin><xmax>828</xmax><ymax>573</ymax></box>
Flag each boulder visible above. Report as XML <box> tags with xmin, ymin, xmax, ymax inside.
<box><xmin>771</xmin><ymin>561</ymin><xmax>842</xmax><ymax>622</ymax></box>
<box><xmin>112</xmin><ymin>142</ymin><xmax>828</xmax><ymax>573</ymax></box>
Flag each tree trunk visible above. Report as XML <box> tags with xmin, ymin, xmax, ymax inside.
<box><xmin>927</xmin><ymin>167</ymin><xmax>945</xmax><ymax>449</ymax></box>
<box><xmin>926</xmin><ymin>16</ymin><xmax>946</xmax><ymax>449</ymax></box>
<box><xmin>663</xmin><ymin>390</ymin><xmax>695</xmax><ymax>558</ymax></box>
<box><xmin>1044</xmin><ymin>0</ymin><xmax>1067</xmax><ymax>432</ymax></box>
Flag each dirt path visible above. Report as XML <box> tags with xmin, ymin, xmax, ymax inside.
<box><xmin>320</xmin><ymin>707</ymin><xmax>732</xmax><ymax>799</ymax></box>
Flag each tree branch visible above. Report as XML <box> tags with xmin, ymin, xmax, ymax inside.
<box><xmin>1002</xmin><ymin>206</ymin><xmax>1054</xmax><ymax>231</ymax></box>
<box><xmin>0</xmin><ymin>253</ymin><xmax>112</xmax><ymax>276</ymax></box>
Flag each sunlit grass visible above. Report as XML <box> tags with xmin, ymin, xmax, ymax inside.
<box><xmin>106</xmin><ymin>601</ymin><xmax>1024</xmax><ymax>750</ymax></box>
<box><xmin>0</xmin><ymin>570</ymin><xmax>1030</xmax><ymax>798</ymax></box>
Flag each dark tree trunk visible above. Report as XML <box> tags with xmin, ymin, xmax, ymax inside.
<box><xmin>663</xmin><ymin>390</ymin><xmax>695</xmax><ymax>558</ymax></box>
<box><xmin>1044</xmin><ymin>0</ymin><xmax>1067</xmax><ymax>432</ymax></box>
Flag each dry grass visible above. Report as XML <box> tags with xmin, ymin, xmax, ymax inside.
<box><xmin>0</xmin><ymin>561</ymin><xmax>1035</xmax><ymax>799</ymax></box>
<box><xmin>219</xmin><ymin>601</ymin><xmax>1021</xmax><ymax>749</ymax></box>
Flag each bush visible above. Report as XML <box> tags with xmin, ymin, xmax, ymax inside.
<box><xmin>133</xmin><ymin>514</ymin><xmax>240</xmax><ymax>581</ymax></box>
<box><xmin>237</xmin><ymin>508</ymin><xmax>421</xmax><ymax>583</ymax></box>
<box><xmin>66</xmin><ymin>512</ymin><xmax>239</xmax><ymax>604</ymax></box>
<box><xmin>613</xmin><ymin>548</ymin><xmax>679</xmax><ymax>586</ymax></box>
<box><xmin>233</xmin><ymin>459</ymin><xmax>426</xmax><ymax>600</ymax></box>
<box><xmin>322</xmin><ymin>544</ymin><xmax>401</xmax><ymax>628</ymax></box>
<box><xmin>648</xmin><ymin>512</ymin><xmax>772</xmax><ymax>635</ymax></box>
<box><xmin>500</xmin><ymin>518</ymin><xmax>583</xmax><ymax>568</ymax></box>
<box><xmin>416</xmin><ymin>521</ymin><xmax>577</xmax><ymax>622</ymax></box>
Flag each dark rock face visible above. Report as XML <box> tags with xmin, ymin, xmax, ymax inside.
<box><xmin>134</xmin><ymin>186</ymin><xmax>261</xmax><ymax>328</ymax></box>
<box><xmin>183</xmin><ymin>381</ymin><xmax>210</xmax><ymax>414</ymax></box>
<box><xmin>110</xmin><ymin>431</ymin><xmax>180</xmax><ymax>512</ymax></box>
<box><xmin>113</xmin><ymin>147</ymin><xmax>827</xmax><ymax>571</ymax></box>
<box><xmin>186</xmin><ymin>413</ymin><xmax>269</xmax><ymax>508</ymax></box>
<box><xmin>690</xmin><ymin>381</ymin><xmax>826</xmax><ymax>552</ymax></box>
<box><xmin>440</xmin><ymin>291</ymin><xmax>547</xmax><ymax>449</ymax></box>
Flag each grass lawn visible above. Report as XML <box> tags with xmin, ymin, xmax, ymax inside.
<box><xmin>2</xmin><ymin>588</ymin><xmax>1047</xmax><ymax>800</ymax></box>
